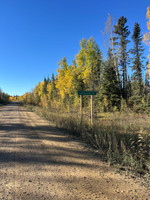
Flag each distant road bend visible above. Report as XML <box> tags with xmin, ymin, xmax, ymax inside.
<box><xmin>0</xmin><ymin>103</ymin><xmax>149</xmax><ymax>200</ymax></box>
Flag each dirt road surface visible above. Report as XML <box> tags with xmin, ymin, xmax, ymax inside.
<box><xmin>0</xmin><ymin>104</ymin><xmax>149</xmax><ymax>200</ymax></box>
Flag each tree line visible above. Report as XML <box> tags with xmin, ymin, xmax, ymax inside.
<box><xmin>15</xmin><ymin>9</ymin><xmax>150</xmax><ymax>113</ymax></box>
<box><xmin>0</xmin><ymin>89</ymin><xmax>9</xmax><ymax>104</ymax></box>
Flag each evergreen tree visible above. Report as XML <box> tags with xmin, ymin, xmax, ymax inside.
<box><xmin>113</xmin><ymin>16</ymin><xmax>130</xmax><ymax>100</ymax></box>
<box><xmin>131</xmin><ymin>22</ymin><xmax>145</xmax><ymax>96</ymax></box>
<box><xmin>101</xmin><ymin>48</ymin><xmax>121</xmax><ymax>111</ymax></box>
<box><xmin>144</xmin><ymin>72</ymin><xmax>150</xmax><ymax>95</ymax></box>
<box><xmin>127</xmin><ymin>75</ymin><xmax>132</xmax><ymax>99</ymax></box>
<box><xmin>51</xmin><ymin>73</ymin><xmax>57</xmax><ymax>98</ymax></box>
<box><xmin>93</xmin><ymin>44</ymin><xmax>103</xmax><ymax>90</ymax></box>
<box><xmin>47</xmin><ymin>73</ymin><xmax>57</xmax><ymax>100</ymax></box>
<box><xmin>42</xmin><ymin>76</ymin><xmax>49</xmax><ymax>95</ymax></box>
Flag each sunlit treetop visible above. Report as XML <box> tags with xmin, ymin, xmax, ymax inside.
<box><xmin>143</xmin><ymin>6</ymin><xmax>150</xmax><ymax>77</ymax></box>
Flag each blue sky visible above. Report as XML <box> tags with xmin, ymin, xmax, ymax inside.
<box><xmin>0</xmin><ymin>0</ymin><xmax>149</xmax><ymax>96</ymax></box>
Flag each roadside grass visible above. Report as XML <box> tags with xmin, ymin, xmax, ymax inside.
<box><xmin>25</xmin><ymin>105</ymin><xmax>150</xmax><ymax>179</ymax></box>
<box><xmin>0</xmin><ymin>102</ymin><xmax>9</xmax><ymax>106</ymax></box>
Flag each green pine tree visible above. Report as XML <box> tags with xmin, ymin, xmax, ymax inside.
<box><xmin>101</xmin><ymin>48</ymin><xmax>121</xmax><ymax>111</ymax></box>
<box><xmin>131</xmin><ymin>22</ymin><xmax>145</xmax><ymax>95</ymax></box>
<box><xmin>113</xmin><ymin>16</ymin><xmax>130</xmax><ymax>100</ymax></box>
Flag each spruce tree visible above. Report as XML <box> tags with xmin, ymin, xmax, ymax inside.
<box><xmin>131</xmin><ymin>22</ymin><xmax>145</xmax><ymax>95</ymax></box>
<box><xmin>42</xmin><ymin>77</ymin><xmax>49</xmax><ymax>95</ymax></box>
<box><xmin>113</xmin><ymin>16</ymin><xmax>130</xmax><ymax>100</ymax></box>
<box><xmin>101</xmin><ymin>48</ymin><xmax>121</xmax><ymax>111</ymax></box>
<box><xmin>50</xmin><ymin>73</ymin><xmax>57</xmax><ymax>100</ymax></box>
<box><xmin>127</xmin><ymin>75</ymin><xmax>132</xmax><ymax>99</ymax></box>
<box><xmin>144</xmin><ymin>72</ymin><xmax>150</xmax><ymax>95</ymax></box>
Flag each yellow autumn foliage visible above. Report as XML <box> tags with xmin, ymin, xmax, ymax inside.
<box><xmin>41</xmin><ymin>94</ymin><xmax>48</xmax><ymax>108</ymax></box>
<box><xmin>143</xmin><ymin>6</ymin><xmax>150</xmax><ymax>76</ymax></box>
<box><xmin>56</xmin><ymin>58</ymin><xmax>76</xmax><ymax>101</ymax></box>
<box><xmin>47</xmin><ymin>82</ymin><xmax>52</xmax><ymax>95</ymax></box>
<box><xmin>34</xmin><ymin>85</ymin><xmax>39</xmax><ymax>98</ymax></box>
<box><xmin>38</xmin><ymin>81</ymin><xmax>44</xmax><ymax>97</ymax></box>
<box><xmin>9</xmin><ymin>96</ymin><xmax>16</xmax><ymax>102</ymax></box>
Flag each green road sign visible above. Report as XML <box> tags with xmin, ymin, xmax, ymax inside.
<box><xmin>78</xmin><ymin>91</ymin><xmax>97</xmax><ymax>96</ymax></box>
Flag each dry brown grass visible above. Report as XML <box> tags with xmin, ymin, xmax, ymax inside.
<box><xmin>96</xmin><ymin>112</ymin><xmax>150</xmax><ymax>136</ymax></box>
<box><xmin>25</xmin><ymin>105</ymin><xmax>150</xmax><ymax>176</ymax></box>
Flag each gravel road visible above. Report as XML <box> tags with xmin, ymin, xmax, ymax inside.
<box><xmin>0</xmin><ymin>103</ymin><xmax>149</xmax><ymax>200</ymax></box>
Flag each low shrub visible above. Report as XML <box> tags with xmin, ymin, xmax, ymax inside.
<box><xmin>26</xmin><ymin>105</ymin><xmax>150</xmax><ymax>175</ymax></box>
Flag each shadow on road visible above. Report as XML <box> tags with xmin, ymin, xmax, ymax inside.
<box><xmin>0</xmin><ymin>121</ymin><xmax>105</xmax><ymax>170</ymax></box>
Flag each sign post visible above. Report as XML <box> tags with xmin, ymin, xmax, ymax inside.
<box><xmin>78</xmin><ymin>91</ymin><xmax>97</xmax><ymax>125</ymax></box>
<box><xmin>80</xmin><ymin>95</ymin><xmax>83</xmax><ymax>123</ymax></box>
<box><xmin>91</xmin><ymin>95</ymin><xmax>93</xmax><ymax>125</ymax></box>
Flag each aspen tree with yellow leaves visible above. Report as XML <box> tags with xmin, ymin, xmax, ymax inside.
<box><xmin>22</xmin><ymin>92</ymin><xmax>34</xmax><ymax>105</ymax></box>
<box><xmin>143</xmin><ymin>6</ymin><xmax>150</xmax><ymax>77</ymax></box>
<box><xmin>33</xmin><ymin>84</ymin><xmax>41</xmax><ymax>105</ymax></box>
<box><xmin>56</xmin><ymin>57</ymin><xmax>69</xmax><ymax>101</ymax></box>
<box><xmin>75</xmin><ymin>37</ymin><xmax>102</xmax><ymax>91</ymax></box>
<box><xmin>55</xmin><ymin>58</ymin><xmax>78</xmax><ymax>110</ymax></box>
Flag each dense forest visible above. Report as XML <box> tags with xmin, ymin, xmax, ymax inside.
<box><xmin>0</xmin><ymin>89</ymin><xmax>9</xmax><ymax>104</ymax></box>
<box><xmin>14</xmin><ymin>9</ymin><xmax>150</xmax><ymax>114</ymax></box>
